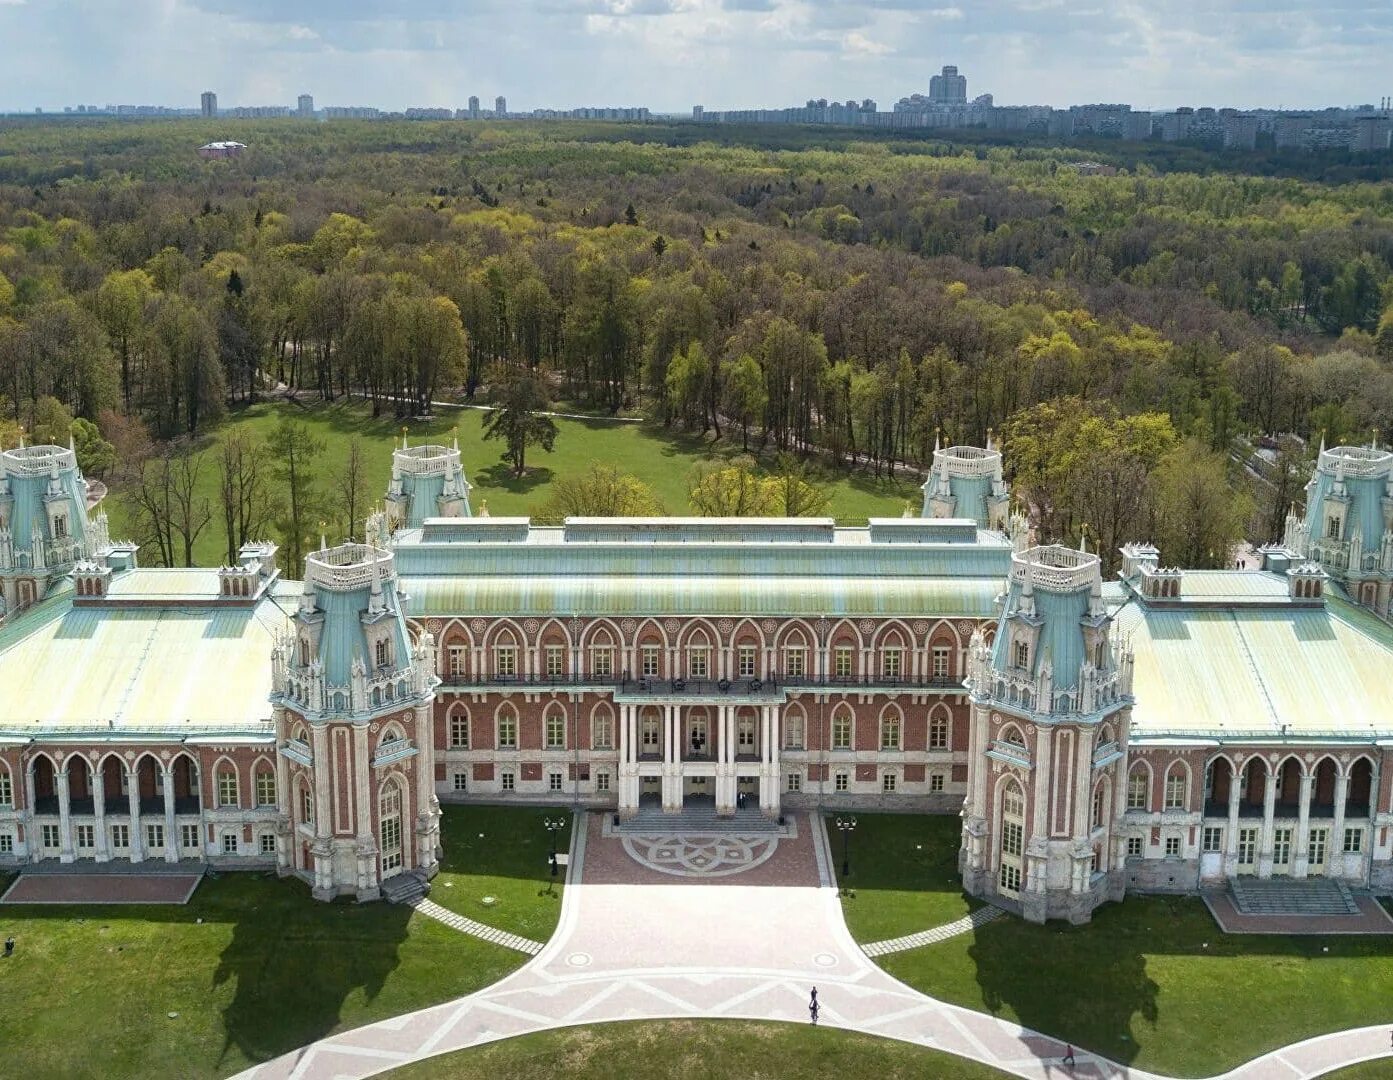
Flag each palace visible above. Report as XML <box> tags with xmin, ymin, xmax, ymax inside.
<box><xmin>1</xmin><ymin>434</ymin><xmax>1392</xmax><ymax>921</ymax></box>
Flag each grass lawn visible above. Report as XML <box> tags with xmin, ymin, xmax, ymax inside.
<box><xmin>105</xmin><ymin>400</ymin><xmax>916</xmax><ymax>567</ymax></box>
<box><xmin>832</xmin><ymin>812</ymin><xmax>978</xmax><ymax>943</ymax></box>
<box><xmin>0</xmin><ymin>806</ymin><xmax>567</xmax><ymax>1080</ymax></box>
<box><xmin>429</xmin><ymin>803</ymin><xmax>574</xmax><ymax>939</ymax></box>
<box><xmin>877</xmin><ymin>893</ymin><xmax>1393</xmax><ymax>1078</ymax></box>
<box><xmin>380</xmin><ymin>1020</ymin><xmax>1011</xmax><ymax>1079</ymax></box>
<box><xmin>1324</xmin><ymin>1061</ymin><xmax>1393</xmax><ymax>1079</ymax></box>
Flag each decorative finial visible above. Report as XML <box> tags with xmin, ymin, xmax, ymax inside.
<box><xmin>985</xmin><ymin>427</ymin><xmax>994</xmax><ymax>451</ymax></box>
<box><xmin>1079</xmin><ymin>523</ymin><xmax>1089</xmax><ymax>554</ymax></box>
<box><xmin>401</xmin><ymin>426</ymin><xmax>408</xmax><ymax>450</ymax></box>
<box><xmin>319</xmin><ymin>521</ymin><xmax>327</xmax><ymax>551</ymax></box>
<box><xmin>933</xmin><ymin>427</ymin><xmax>940</xmax><ymax>454</ymax></box>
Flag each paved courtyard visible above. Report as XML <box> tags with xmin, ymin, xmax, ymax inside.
<box><xmin>237</xmin><ymin>813</ymin><xmax>1393</xmax><ymax>1080</ymax></box>
<box><xmin>0</xmin><ymin>871</ymin><xmax>203</xmax><ymax>905</ymax></box>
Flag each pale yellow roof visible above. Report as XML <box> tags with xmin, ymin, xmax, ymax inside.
<box><xmin>0</xmin><ymin>585</ymin><xmax>290</xmax><ymax>734</ymax></box>
<box><xmin>1117</xmin><ymin>594</ymin><xmax>1393</xmax><ymax>740</ymax></box>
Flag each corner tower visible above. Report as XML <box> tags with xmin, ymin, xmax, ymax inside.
<box><xmin>961</xmin><ymin>543</ymin><xmax>1134</xmax><ymax>924</ymax></box>
<box><xmin>384</xmin><ymin>435</ymin><xmax>471</xmax><ymax>533</ymax></box>
<box><xmin>1284</xmin><ymin>441</ymin><xmax>1392</xmax><ymax>617</ymax></box>
<box><xmin>921</xmin><ymin>435</ymin><xmax>1024</xmax><ymax>544</ymax></box>
<box><xmin>271</xmin><ymin>542</ymin><xmax>441</xmax><ymax>900</ymax></box>
<box><xmin>0</xmin><ymin>440</ymin><xmax>109</xmax><ymax>615</ymax></box>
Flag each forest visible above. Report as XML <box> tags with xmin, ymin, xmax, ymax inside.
<box><xmin>1</xmin><ymin>118</ymin><xmax>1391</xmax><ymax>573</ymax></box>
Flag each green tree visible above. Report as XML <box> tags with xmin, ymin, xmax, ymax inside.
<box><xmin>268</xmin><ymin>417</ymin><xmax>325</xmax><ymax>573</ymax></box>
<box><xmin>720</xmin><ymin>353</ymin><xmax>766</xmax><ymax>450</ymax></box>
<box><xmin>70</xmin><ymin>417</ymin><xmax>115</xmax><ymax>477</ymax></box>
<box><xmin>688</xmin><ymin>459</ymin><xmax>777</xmax><ymax>516</ymax></box>
<box><xmin>481</xmin><ymin>364</ymin><xmax>558</xmax><ymax>476</ymax></box>
<box><xmin>535</xmin><ymin>463</ymin><xmax>666</xmax><ymax>524</ymax></box>
<box><xmin>1152</xmin><ymin>440</ymin><xmax>1252</xmax><ymax>568</ymax></box>
<box><xmin>95</xmin><ymin>269</ymin><xmax>156</xmax><ymax>411</ymax></box>
<box><xmin>27</xmin><ymin>395</ymin><xmax>74</xmax><ymax>447</ymax></box>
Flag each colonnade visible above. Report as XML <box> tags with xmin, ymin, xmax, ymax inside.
<box><xmin>24</xmin><ymin>757</ymin><xmax>189</xmax><ymax>864</ymax></box>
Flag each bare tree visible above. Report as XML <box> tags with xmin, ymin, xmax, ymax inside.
<box><xmin>334</xmin><ymin>438</ymin><xmax>368</xmax><ymax>542</ymax></box>
<box><xmin>218</xmin><ymin>430</ymin><xmax>277</xmax><ymax>563</ymax></box>
<box><xmin>130</xmin><ymin>441</ymin><xmax>211</xmax><ymax>566</ymax></box>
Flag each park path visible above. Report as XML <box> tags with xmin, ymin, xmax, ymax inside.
<box><xmin>236</xmin><ymin>815</ymin><xmax>1393</xmax><ymax>1080</ymax></box>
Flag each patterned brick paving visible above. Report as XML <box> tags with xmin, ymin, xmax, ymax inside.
<box><xmin>0</xmin><ymin>872</ymin><xmax>202</xmax><ymax>905</ymax></box>
<box><xmin>407</xmin><ymin>898</ymin><xmax>544</xmax><ymax>955</ymax></box>
<box><xmin>861</xmin><ymin>904</ymin><xmax>1006</xmax><ymax>956</ymax></box>
<box><xmin>1204</xmin><ymin>891</ymin><xmax>1393</xmax><ymax>935</ymax></box>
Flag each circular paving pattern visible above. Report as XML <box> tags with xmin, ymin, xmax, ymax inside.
<box><xmin>621</xmin><ymin>833</ymin><xmax>780</xmax><ymax>878</ymax></box>
<box><xmin>565</xmin><ymin>952</ymin><xmax>592</xmax><ymax>968</ymax></box>
<box><xmin>813</xmin><ymin>953</ymin><xmax>838</xmax><ymax>968</ymax></box>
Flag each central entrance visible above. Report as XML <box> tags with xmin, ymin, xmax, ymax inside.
<box><xmin>683</xmin><ymin>775</ymin><xmax>713</xmax><ymax>805</ymax></box>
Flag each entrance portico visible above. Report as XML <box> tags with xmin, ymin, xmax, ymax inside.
<box><xmin>615</xmin><ymin>689</ymin><xmax>783</xmax><ymax>819</ymax></box>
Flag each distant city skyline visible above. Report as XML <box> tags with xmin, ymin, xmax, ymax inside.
<box><xmin>0</xmin><ymin>1</ymin><xmax>1390</xmax><ymax>115</ymax></box>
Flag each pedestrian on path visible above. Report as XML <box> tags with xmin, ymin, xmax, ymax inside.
<box><xmin>809</xmin><ymin>986</ymin><xmax>818</xmax><ymax>1008</ymax></box>
<box><xmin>809</xmin><ymin>998</ymin><xmax>820</xmax><ymax>1025</ymax></box>
<box><xmin>1063</xmin><ymin>1043</ymin><xmax>1075</xmax><ymax>1068</ymax></box>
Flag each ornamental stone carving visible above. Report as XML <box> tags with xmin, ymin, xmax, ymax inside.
<box><xmin>665</xmin><ymin>619</ymin><xmax>682</xmax><ymax>636</ymax></box>
<box><xmin>426</xmin><ymin>619</ymin><xmax>443</xmax><ymax>635</ymax></box>
<box><xmin>858</xmin><ymin>619</ymin><xmax>876</xmax><ymax>635</ymax></box>
<box><xmin>913</xmin><ymin>620</ymin><xmax>930</xmax><ymax>635</ymax></box>
<box><xmin>522</xmin><ymin>618</ymin><xmax>540</xmax><ymax>637</ymax></box>
<box><xmin>621</xmin><ymin>619</ymin><xmax>638</xmax><ymax>636</ymax></box>
<box><xmin>717</xmin><ymin>619</ymin><xmax>735</xmax><ymax>635</ymax></box>
<box><xmin>957</xmin><ymin>620</ymin><xmax>974</xmax><ymax>635</ymax></box>
<box><xmin>761</xmin><ymin>619</ymin><xmax>779</xmax><ymax>636</ymax></box>
<box><xmin>470</xmin><ymin>618</ymin><xmax>487</xmax><ymax>635</ymax></box>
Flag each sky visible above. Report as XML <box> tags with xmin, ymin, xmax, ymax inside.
<box><xmin>1</xmin><ymin>0</ymin><xmax>1390</xmax><ymax>114</ymax></box>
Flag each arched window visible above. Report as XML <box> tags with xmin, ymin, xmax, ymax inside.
<box><xmin>496</xmin><ymin>704</ymin><xmax>519</xmax><ymax>749</ymax></box>
<box><xmin>216</xmin><ymin>763</ymin><xmax>239</xmax><ymax>808</ymax></box>
<box><xmin>449</xmin><ymin>705</ymin><xmax>470</xmax><ymax>749</ymax></box>
<box><xmin>545</xmin><ymin>706</ymin><xmax>566</xmax><ymax>750</ymax></box>
<box><xmin>299</xmin><ymin>781</ymin><xmax>314</xmax><ymax>828</ymax></box>
<box><xmin>687</xmin><ymin>629</ymin><xmax>711</xmax><ymax>679</ymax></box>
<box><xmin>590</xmin><ymin>629</ymin><xmax>615</xmax><ymax>677</ymax></box>
<box><xmin>255</xmin><ymin>766</ymin><xmax>276</xmax><ymax>807</ymax></box>
<box><xmin>880</xmin><ymin>631</ymin><xmax>905</xmax><ymax>681</ymax></box>
<box><xmin>1013</xmin><ymin>640</ymin><xmax>1029</xmax><ymax>669</ymax></box>
<box><xmin>879</xmin><ymin>707</ymin><xmax>902</xmax><ymax>751</ymax></box>
<box><xmin>783</xmin><ymin>629</ymin><xmax>807</xmax><ymax>678</ymax></box>
<box><xmin>1127</xmin><ymin>766</ymin><xmax>1149</xmax><ymax>811</ymax></box>
<box><xmin>591</xmin><ymin>704</ymin><xmax>614</xmax><ymax>750</ymax></box>
<box><xmin>1164</xmin><ymin>765</ymin><xmax>1188</xmax><ymax>810</ymax></box>
<box><xmin>831</xmin><ymin>706</ymin><xmax>853</xmax><ymax>750</ymax></box>
<box><xmin>0</xmin><ymin>765</ymin><xmax>12</xmax><ymax>809</ymax></box>
<box><xmin>929</xmin><ymin>709</ymin><xmax>950</xmax><ymax>750</ymax></box>
<box><xmin>493</xmin><ymin>628</ymin><xmax>518</xmax><ymax>678</ymax></box>
<box><xmin>1092</xmin><ymin>783</ymin><xmax>1106</xmax><ymax>829</ymax></box>
<box><xmin>783</xmin><ymin>708</ymin><xmax>805</xmax><ymax>750</ymax></box>
<box><xmin>640</xmin><ymin>707</ymin><xmax>661</xmax><ymax>754</ymax></box>
<box><xmin>999</xmin><ymin>780</ymin><xmax>1025</xmax><ymax>897</ymax></box>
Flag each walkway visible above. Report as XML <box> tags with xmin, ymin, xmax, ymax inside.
<box><xmin>861</xmin><ymin>904</ymin><xmax>1005</xmax><ymax>957</ymax></box>
<box><xmin>237</xmin><ymin>814</ymin><xmax>1393</xmax><ymax>1080</ymax></box>
<box><xmin>407</xmin><ymin>898</ymin><xmax>544</xmax><ymax>956</ymax></box>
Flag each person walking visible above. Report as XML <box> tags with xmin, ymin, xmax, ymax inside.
<box><xmin>1062</xmin><ymin>1043</ymin><xmax>1076</xmax><ymax>1068</ymax></box>
<box><xmin>809</xmin><ymin>997</ymin><xmax>820</xmax><ymax>1024</ymax></box>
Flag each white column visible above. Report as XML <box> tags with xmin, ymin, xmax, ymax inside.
<box><xmin>353</xmin><ymin>724</ymin><xmax>372</xmax><ymax>845</ymax></box>
<box><xmin>163</xmin><ymin>767</ymin><xmax>179</xmax><ymax>862</ymax></box>
<box><xmin>1258</xmin><ymin>765</ymin><xmax>1277</xmax><ymax>878</ymax></box>
<box><xmin>274</xmin><ymin>710</ymin><xmax>292</xmax><ymax>874</ymax></box>
<box><xmin>1224</xmin><ymin>764</ymin><xmax>1241</xmax><ymax>876</ymax></box>
<box><xmin>1293</xmin><ymin>773</ymin><xmax>1313</xmax><ymax>878</ymax></box>
<box><xmin>127</xmin><ymin>768</ymin><xmax>145</xmax><ymax>863</ymax></box>
<box><xmin>1032</xmin><ymin>728</ymin><xmax>1053</xmax><ymax>838</ymax></box>
<box><xmin>1331</xmin><ymin>771</ymin><xmax>1350</xmax><ymax>878</ymax></box>
<box><xmin>56</xmin><ymin>766</ymin><xmax>74</xmax><ymax>863</ymax></box>
<box><xmin>93</xmin><ymin>766</ymin><xmax>109</xmax><ymax>863</ymax></box>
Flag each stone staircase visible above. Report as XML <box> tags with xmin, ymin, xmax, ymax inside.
<box><xmin>382</xmin><ymin>869</ymin><xmax>431</xmax><ymax>904</ymax></box>
<box><xmin>617</xmin><ymin>803</ymin><xmax>784</xmax><ymax>835</ymax></box>
<box><xmin>1231</xmin><ymin>876</ymin><xmax>1359</xmax><ymax>916</ymax></box>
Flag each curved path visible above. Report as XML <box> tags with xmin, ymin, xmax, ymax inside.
<box><xmin>237</xmin><ymin>816</ymin><xmax>1393</xmax><ymax>1080</ymax></box>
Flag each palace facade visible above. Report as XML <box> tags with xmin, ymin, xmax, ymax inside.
<box><xmin>2</xmin><ymin>434</ymin><xmax>1392</xmax><ymax>921</ymax></box>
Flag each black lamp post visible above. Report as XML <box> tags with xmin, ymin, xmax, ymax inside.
<box><xmin>543</xmin><ymin>815</ymin><xmax>566</xmax><ymax>878</ymax></box>
<box><xmin>835</xmin><ymin>815</ymin><xmax>857</xmax><ymax>879</ymax></box>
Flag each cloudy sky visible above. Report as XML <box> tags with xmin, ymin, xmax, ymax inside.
<box><xmin>1</xmin><ymin>0</ymin><xmax>1389</xmax><ymax>114</ymax></box>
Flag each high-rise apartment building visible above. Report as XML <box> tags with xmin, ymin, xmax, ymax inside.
<box><xmin>297</xmin><ymin>94</ymin><xmax>314</xmax><ymax>118</ymax></box>
<box><xmin>495</xmin><ymin>96</ymin><xmax>507</xmax><ymax>118</ymax></box>
<box><xmin>200</xmin><ymin>91</ymin><xmax>217</xmax><ymax>118</ymax></box>
<box><xmin>928</xmin><ymin>65</ymin><xmax>967</xmax><ymax>105</ymax></box>
<box><xmin>468</xmin><ymin>96</ymin><xmax>480</xmax><ymax>120</ymax></box>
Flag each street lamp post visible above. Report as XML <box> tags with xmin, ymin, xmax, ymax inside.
<box><xmin>543</xmin><ymin>815</ymin><xmax>566</xmax><ymax>878</ymax></box>
<box><xmin>835</xmin><ymin>815</ymin><xmax>857</xmax><ymax>879</ymax></box>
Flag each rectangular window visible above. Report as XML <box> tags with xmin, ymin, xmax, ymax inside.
<box><xmin>592</xmin><ymin>712</ymin><xmax>614</xmax><ymax>750</ymax></box>
<box><xmin>76</xmin><ymin>824</ymin><xmax>94</xmax><ymax>849</ymax></box>
<box><xmin>256</xmin><ymin>771</ymin><xmax>276</xmax><ymax>807</ymax></box>
<box><xmin>785</xmin><ymin>648</ymin><xmax>805</xmax><ymax>678</ymax></box>
<box><xmin>832</xmin><ymin>713</ymin><xmax>852</xmax><ymax>750</ymax></box>
<box><xmin>881</xmin><ymin>648</ymin><xmax>902</xmax><ymax>681</ymax></box>
<box><xmin>929</xmin><ymin>717</ymin><xmax>949</xmax><ymax>750</ymax></box>
<box><xmin>500</xmin><ymin>771</ymin><xmax>516</xmax><ymax>792</ymax></box>
<box><xmin>595</xmin><ymin>771</ymin><xmax>611</xmax><ymax>793</ymax></box>
<box><xmin>882</xmin><ymin>772</ymin><xmax>897</xmax><ymax>793</ymax></box>
<box><xmin>549</xmin><ymin>772</ymin><xmax>563</xmax><ymax>792</ymax></box>
<box><xmin>218</xmin><ymin>770</ymin><xmax>238</xmax><ymax>808</ymax></box>
<box><xmin>641</xmin><ymin>645</ymin><xmax>660</xmax><ymax>678</ymax></box>
<box><xmin>688</xmin><ymin>648</ymin><xmax>709</xmax><ymax>678</ymax></box>
<box><xmin>930</xmin><ymin>773</ymin><xmax>945</xmax><ymax>793</ymax></box>
<box><xmin>1127</xmin><ymin>836</ymin><xmax>1144</xmax><ymax>857</ymax></box>
<box><xmin>1165</xmin><ymin>836</ymin><xmax>1181</xmax><ymax>858</ymax></box>
<box><xmin>450</xmin><ymin>713</ymin><xmax>470</xmax><ymax>749</ymax></box>
<box><xmin>1002</xmin><ymin>820</ymin><xmax>1023</xmax><ymax>858</ymax></box>
<box><xmin>448</xmin><ymin>645</ymin><xmax>466</xmax><ymax>677</ymax></box>
<box><xmin>453</xmin><ymin>772</ymin><xmax>468</xmax><ymax>792</ymax></box>
<box><xmin>498</xmin><ymin>714</ymin><xmax>518</xmax><ymax>749</ymax></box>
<box><xmin>738</xmin><ymin>645</ymin><xmax>757</xmax><ymax>678</ymax></box>
<box><xmin>1202</xmin><ymin>827</ymin><xmax>1223</xmax><ymax>852</ymax></box>
<box><xmin>42</xmin><ymin>824</ymin><xmax>60</xmax><ymax>850</ymax></box>
<box><xmin>1127</xmin><ymin>774</ymin><xmax>1147</xmax><ymax>810</ymax></box>
<box><xmin>222</xmin><ymin>833</ymin><xmax>238</xmax><ymax>855</ymax></box>
<box><xmin>1344</xmin><ymin>828</ymin><xmax>1364</xmax><ymax>854</ymax></box>
<box><xmin>1308</xmin><ymin>827</ymin><xmax>1329</xmax><ymax>867</ymax></box>
<box><xmin>375</xmin><ymin>638</ymin><xmax>391</xmax><ymax>669</ymax></box>
<box><xmin>302</xmin><ymin>788</ymin><xmax>314</xmax><ymax>827</ymax></box>
<box><xmin>0</xmin><ymin>833</ymin><xmax>13</xmax><ymax>854</ymax></box>
<box><xmin>932</xmin><ymin>646</ymin><xmax>950</xmax><ymax>680</ymax></box>
<box><xmin>1238</xmin><ymin>827</ymin><xmax>1258</xmax><ymax>865</ymax></box>
<box><xmin>834</xmin><ymin>771</ymin><xmax>849</xmax><ymax>793</ymax></box>
<box><xmin>545</xmin><ymin>712</ymin><xmax>566</xmax><ymax>750</ymax></box>
<box><xmin>0</xmin><ymin>771</ymin><xmax>11</xmax><ymax>807</ymax></box>
<box><xmin>182</xmin><ymin>824</ymin><xmax>200</xmax><ymax>851</ymax></box>
<box><xmin>1273</xmin><ymin>827</ymin><xmax>1292</xmax><ymax>866</ymax></box>
<box><xmin>787</xmin><ymin>772</ymin><xmax>802</xmax><ymax>792</ymax></box>
<box><xmin>146</xmin><ymin>824</ymin><xmax>165</xmax><ymax>851</ymax></box>
<box><xmin>592</xmin><ymin>647</ymin><xmax>613</xmax><ymax>677</ymax></box>
<box><xmin>999</xmin><ymin>862</ymin><xmax>1021</xmax><ymax>894</ymax></box>
<box><xmin>1014</xmin><ymin>640</ymin><xmax>1029</xmax><ymax>669</ymax></box>
<box><xmin>546</xmin><ymin>645</ymin><xmax>565</xmax><ymax>678</ymax></box>
<box><xmin>495</xmin><ymin>646</ymin><xmax>517</xmax><ymax>678</ymax></box>
<box><xmin>880</xmin><ymin>716</ymin><xmax>901</xmax><ymax>750</ymax></box>
<box><xmin>783</xmin><ymin>715</ymin><xmax>805</xmax><ymax>750</ymax></box>
<box><xmin>111</xmin><ymin>824</ymin><xmax>129</xmax><ymax>850</ymax></box>
<box><xmin>260</xmin><ymin>833</ymin><xmax>276</xmax><ymax>855</ymax></box>
<box><xmin>834</xmin><ymin>646</ymin><xmax>853</xmax><ymax>679</ymax></box>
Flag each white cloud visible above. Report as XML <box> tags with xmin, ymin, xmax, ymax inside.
<box><xmin>843</xmin><ymin>30</ymin><xmax>891</xmax><ymax>56</ymax></box>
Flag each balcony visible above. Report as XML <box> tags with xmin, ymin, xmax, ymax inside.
<box><xmin>438</xmin><ymin>672</ymin><xmax>965</xmax><ymax>695</ymax></box>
